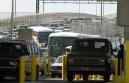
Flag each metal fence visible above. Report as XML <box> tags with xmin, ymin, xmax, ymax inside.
<box><xmin>0</xmin><ymin>12</ymin><xmax>123</xmax><ymax>38</ymax></box>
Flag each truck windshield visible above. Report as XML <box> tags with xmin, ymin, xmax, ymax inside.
<box><xmin>49</xmin><ymin>37</ymin><xmax>77</xmax><ymax>57</ymax></box>
<box><xmin>56</xmin><ymin>56</ymin><xmax>62</xmax><ymax>63</ymax></box>
<box><xmin>72</xmin><ymin>40</ymin><xmax>109</xmax><ymax>52</ymax></box>
<box><xmin>0</xmin><ymin>43</ymin><xmax>27</xmax><ymax>56</ymax></box>
<box><xmin>38</xmin><ymin>32</ymin><xmax>52</xmax><ymax>43</ymax></box>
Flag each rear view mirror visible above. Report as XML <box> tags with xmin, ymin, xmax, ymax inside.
<box><xmin>66</xmin><ymin>48</ymin><xmax>70</xmax><ymax>52</ymax></box>
<box><xmin>113</xmin><ymin>51</ymin><xmax>118</xmax><ymax>57</ymax></box>
<box><xmin>65</xmin><ymin>46</ymin><xmax>72</xmax><ymax>52</ymax></box>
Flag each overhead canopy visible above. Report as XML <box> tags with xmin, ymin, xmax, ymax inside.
<box><xmin>40</xmin><ymin>0</ymin><xmax>117</xmax><ymax>3</ymax></box>
<box><xmin>41</xmin><ymin>0</ymin><xmax>116</xmax><ymax>1</ymax></box>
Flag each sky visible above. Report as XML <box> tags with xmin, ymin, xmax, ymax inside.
<box><xmin>0</xmin><ymin>0</ymin><xmax>117</xmax><ymax>16</ymax></box>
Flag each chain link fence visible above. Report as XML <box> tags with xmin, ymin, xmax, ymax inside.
<box><xmin>0</xmin><ymin>12</ymin><xmax>123</xmax><ymax>39</ymax></box>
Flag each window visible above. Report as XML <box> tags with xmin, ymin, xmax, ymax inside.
<box><xmin>72</xmin><ymin>40</ymin><xmax>108</xmax><ymax>52</ymax></box>
<box><xmin>95</xmin><ymin>42</ymin><xmax>106</xmax><ymax>49</ymax></box>
<box><xmin>111</xmin><ymin>41</ymin><xmax>117</xmax><ymax>50</ymax></box>
<box><xmin>56</xmin><ymin>56</ymin><xmax>62</xmax><ymax>63</ymax></box>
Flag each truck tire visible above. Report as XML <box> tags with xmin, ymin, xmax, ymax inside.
<box><xmin>0</xmin><ymin>76</ymin><xmax>4</xmax><ymax>80</ymax></box>
<box><xmin>58</xmin><ymin>74</ymin><xmax>62</xmax><ymax>78</ymax></box>
<box><xmin>15</xmin><ymin>67</ymin><xmax>20</xmax><ymax>81</ymax></box>
<box><xmin>104</xmin><ymin>71</ymin><xmax>110</xmax><ymax>82</ymax></box>
<box><xmin>51</xmin><ymin>73</ymin><xmax>56</xmax><ymax>78</ymax></box>
<box><xmin>82</xmin><ymin>74</ymin><xmax>88</xmax><ymax>80</ymax></box>
<box><xmin>67</xmin><ymin>71</ymin><xmax>73</xmax><ymax>81</ymax></box>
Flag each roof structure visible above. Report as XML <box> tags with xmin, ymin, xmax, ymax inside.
<box><xmin>39</xmin><ymin>0</ymin><xmax>117</xmax><ymax>4</ymax></box>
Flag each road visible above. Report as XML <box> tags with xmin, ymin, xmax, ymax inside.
<box><xmin>0</xmin><ymin>78</ymin><xmax>113</xmax><ymax>83</ymax></box>
<box><xmin>0</xmin><ymin>80</ymin><xmax>112</xmax><ymax>83</ymax></box>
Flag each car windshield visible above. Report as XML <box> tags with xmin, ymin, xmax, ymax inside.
<box><xmin>0</xmin><ymin>42</ymin><xmax>28</xmax><ymax>56</ymax></box>
<box><xmin>49</xmin><ymin>37</ymin><xmax>77</xmax><ymax>57</ymax></box>
<box><xmin>56</xmin><ymin>56</ymin><xmax>62</xmax><ymax>63</ymax></box>
<box><xmin>72</xmin><ymin>40</ymin><xmax>109</xmax><ymax>52</ymax></box>
<box><xmin>38</xmin><ymin>32</ymin><xmax>52</xmax><ymax>43</ymax></box>
<box><xmin>49</xmin><ymin>24</ymin><xmax>58</xmax><ymax>27</ymax></box>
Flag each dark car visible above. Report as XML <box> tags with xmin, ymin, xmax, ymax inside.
<box><xmin>66</xmin><ymin>38</ymin><xmax>120</xmax><ymax>82</ymax></box>
<box><xmin>0</xmin><ymin>40</ymin><xmax>40</xmax><ymax>80</ymax></box>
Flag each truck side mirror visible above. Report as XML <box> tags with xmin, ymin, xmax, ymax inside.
<box><xmin>112</xmin><ymin>49</ymin><xmax>118</xmax><ymax>57</ymax></box>
<box><xmin>66</xmin><ymin>48</ymin><xmax>70</xmax><ymax>52</ymax></box>
<box><xmin>65</xmin><ymin>46</ymin><xmax>72</xmax><ymax>52</ymax></box>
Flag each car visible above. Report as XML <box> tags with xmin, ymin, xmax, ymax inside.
<box><xmin>0</xmin><ymin>39</ymin><xmax>40</xmax><ymax>80</ymax></box>
<box><xmin>66</xmin><ymin>38</ymin><xmax>120</xmax><ymax>82</ymax></box>
<box><xmin>50</xmin><ymin>56</ymin><xmax>62</xmax><ymax>78</ymax></box>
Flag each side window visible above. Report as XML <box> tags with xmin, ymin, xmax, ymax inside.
<box><xmin>95</xmin><ymin>42</ymin><xmax>106</xmax><ymax>49</ymax></box>
<box><xmin>111</xmin><ymin>41</ymin><xmax>117</xmax><ymax>50</ymax></box>
<box><xmin>116</xmin><ymin>41</ymin><xmax>120</xmax><ymax>49</ymax></box>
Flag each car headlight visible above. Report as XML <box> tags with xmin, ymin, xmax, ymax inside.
<box><xmin>99</xmin><ymin>58</ymin><xmax>105</xmax><ymax>63</ymax></box>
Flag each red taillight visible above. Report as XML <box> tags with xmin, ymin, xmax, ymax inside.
<box><xmin>15</xmin><ymin>59</ymin><xmax>20</xmax><ymax>65</ymax></box>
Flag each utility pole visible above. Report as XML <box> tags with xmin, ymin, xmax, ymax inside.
<box><xmin>117</xmin><ymin>0</ymin><xmax>129</xmax><ymax>83</ymax></box>
<box><xmin>100</xmin><ymin>0</ymin><xmax>103</xmax><ymax>33</ymax></box>
<box><xmin>14</xmin><ymin>0</ymin><xmax>16</xmax><ymax>16</ymax></box>
<box><xmin>36</xmin><ymin>0</ymin><xmax>40</xmax><ymax>13</ymax></box>
<box><xmin>11</xmin><ymin>0</ymin><xmax>14</xmax><ymax>39</ymax></box>
<box><xmin>43</xmin><ymin>0</ymin><xmax>45</xmax><ymax>13</ymax></box>
<box><xmin>36</xmin><ymin>0</ymin><xmax>40</xmax><ymax>25</ymax></box>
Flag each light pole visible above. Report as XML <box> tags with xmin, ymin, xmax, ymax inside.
<box><xmin>11</xmin><ymin>0</ymin><xmax>14</xmax><ymax>39</ymax></box>
<box><xmin>15</xmin><ymin>0</ymin><xmax>16</xmax><ymax>16</ymax></box>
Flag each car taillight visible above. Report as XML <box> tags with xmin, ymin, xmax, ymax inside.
<box><xmin>15</xmin><ymin>60</ymin><xmax>20</xmax><ymax>65</ymax></box>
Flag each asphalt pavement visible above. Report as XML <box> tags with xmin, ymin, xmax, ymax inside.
<box><xmin>0</xmin><ymin>77</ymin><xmax>116</xmax><ymax>83</ymax></box>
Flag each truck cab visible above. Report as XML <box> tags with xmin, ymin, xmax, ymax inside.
<box><xmin>66</xmin><ymin>38</ymin><xmax>120</xmax><ymax>82</ymax></box>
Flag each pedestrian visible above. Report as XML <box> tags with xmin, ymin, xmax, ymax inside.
<box><xmin>118</xmin><ymin>43</ymin><xmax>124</xmax><ymax>75</ymax></box>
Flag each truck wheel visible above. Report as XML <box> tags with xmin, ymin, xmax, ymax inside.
<box><xmin>67</xmin><ymin>71</ymin><xmax>73</xmax><ymax>81</ymax></box>
<box><xmin>0</xmin><ymin>76</ymin><xmax>4</xmax><ymax>80</ymax></box>
<box><xmin>51</xmin><ymin>73</ymin><xmax>55</xmax><ymax>78</ymax></box>
<box><xmin>58</xmin><ymin>74</ymin><xmax>62</xmax><ymax>78</ymax></box>
<box><xmin>104</xmin><ymin>72</ymin><xmax>110</xmax><ymax>82</ymax></box>
<box><xmin>83</xmin><ymin>74</ymin><xmax>88</xmax><ymax>80</ymax></box>
<box><xmin>15</xmin><ymin>69</ymin><xmax>20</xmax><ymax>81</ymax></box>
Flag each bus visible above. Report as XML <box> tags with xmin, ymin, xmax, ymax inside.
<box><xmin>28</xmin><ymin>26</ymin><xmax>53</xmax><ymax>47</ymax></box>
<box><xmin>48</xmin><ymin>32</ymin><xmax>100</xmax><ymax>63</ymax></box>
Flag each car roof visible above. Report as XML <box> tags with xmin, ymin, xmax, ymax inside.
<box><xmin>0</xmin><ymin>39</ymin><xmax>37</xmax><ymax>44</ymax></box>
<box><xmin>77</xmin><ymin>37</ymin><xmax>110</xmax><ymax>41</ymax></box>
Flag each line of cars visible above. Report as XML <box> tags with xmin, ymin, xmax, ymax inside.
<box><xmin>0</xmin><ymin>31</ymin><xmax>122</xmax><ymax>82</ymax></box>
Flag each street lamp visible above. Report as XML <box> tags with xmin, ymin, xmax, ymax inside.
<box><xmin>15</xmin><ymin>0</ymin><xmax>16</xmax><ymax>16</ymax></box>
<box><xmin>11</xmin><ymin>0</ymin><xmax>14</xmax><ymax>39</ymax></box>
